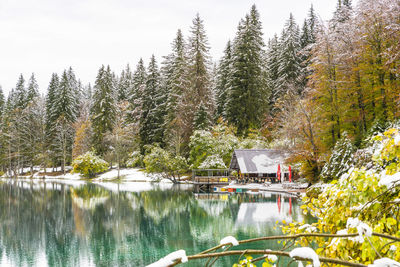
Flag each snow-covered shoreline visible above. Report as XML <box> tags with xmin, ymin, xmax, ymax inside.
<box><xmin>0</xmin><ymin>168</ymin><xmax>158</xmax><ymax>182</ymax></box>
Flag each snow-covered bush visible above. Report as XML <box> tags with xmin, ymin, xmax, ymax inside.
<box><xmin>284</xmin><ymin>128</ymin><xmax>400</xmax><ymax>264</ymax></box>
<box><xmin>199</xmin><ymin>155</ymin><xmax>226</xmax><ymax>169</ymax></box>
<box><xmin>143</xmin><ymin>146</ymin><xmax>188</xmax><ymax>183</ymax></box>
<box><xmin>72</xmin><ymin>151</ymin><xmax>109</xmax><ymax>178</ymax></box>
<box><xmin>126</xmin><ymin>151</ymin><xmax>144</xmax><ymax>168</ymax></box>
<box><xmin>320</xmin><ymin>133</ymin><xmax>355</xmax><ymax>182</ymax></box>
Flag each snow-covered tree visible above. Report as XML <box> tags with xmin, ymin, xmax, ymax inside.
<box><xmin>14</xmin><ymin>74</ymin><xmax>26</xmax><ymax>109</ymax></box>
<box><xmin>91</xmin><ymin>65</ymin><xmax>117</xmax><ymax>156</ymax></box>
<box><xmin>117</xmin><ymin>64</ymin><xmax>133</xmax><ymax>102</ymax></box>
<box><xmin>187</xmin><ymin>13</ymin><xmax>214</xmax><ymax>132</ymax></box>
<box><xmin>129</xmin><ymin>58</ymin><xmax>147</xmax><ymax>124</ymax></box>
<box><xmin>277</xmin><ymin>13</ymin><xmax>302</xmax><ymax>95</ymax></box>
<box><xmin>266</xmin><ymin>34</ymin><xmax>281</xmax><ymax>111</ymax></box>
<box><xmin>26</xmin><ymin>73</ymin><xmax>39</xmax><ymax>104</ymax></box>
<box><xmin>226</xmin><ymin>5</ymin><xmax>267</xmax><ymax>135</ymax></box>
<box><xmin>215</xmin><ymin>40</ymin><xmax>232</xmax><ymax>120</ymax></box>
<box><xmin>320</xmin><ymin>133</ymin><xmax>355</xmax><ymax>182</ymax></box>
<box><xmin>139</xmin><ymin>55</ymin><xmax>166</xmax><ymax>150</ymax></box>
<box><xmin>163</xmin><ymin>29</ymin><xmax>191</xmax><ymax>155</ymax></box>
<box><xmin>0</xmin><ymin>86</ymin><xmax>5</xmax><ymax>120</ymax></box>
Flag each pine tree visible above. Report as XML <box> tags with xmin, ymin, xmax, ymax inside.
<box><xmin>139</xmin><ymin>55</ymin><xmax>165</xmax><ymax>150</ymax></box>
<box><xmin>91</xmin><ymin>65</ymin><xmax>117</xmax><ymax>156</ymax></box>
<box><xmin>215</xmin><ymin>40</ymin><xmax>232</xmax><ymax>120</ymax></box>
<box><xmin>226</xmin><ymin>5</ymin><xmax>267</xmax><ymax>135</ymax></box>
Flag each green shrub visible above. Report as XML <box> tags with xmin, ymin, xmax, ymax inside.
<box><xmin>143</xmin><ymin>146</ymin><xmax>188</xmax><ymax>183</ymax></box>
<box><xmin>72</xmin><ymin>151</ymin><xmax>109</xmax><ymax>178</ymax></box>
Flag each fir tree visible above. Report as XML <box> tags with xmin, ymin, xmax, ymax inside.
<box><xmin>226</xmin><ymin>5</ymin><xmax>267</xmax><ymax>135</ymax></box>
<box><xmin>187</xmin><ymin>13</ymin><xmax>214</xmax><ymax>128</ymax></box>
<box><xmin>139</xmin><ymin>55</ymin><xmax>165</xmax><ymax>150</ymax></box>
<box><xmin>277</xmin><ymin>13</ymin><xmax>302</xmax><ymax>95</ymax></box>
<box><xmin>118</xmin><ymin>64</ymin><xmax>133</xmax><ymax>102</ymax></box>
<box><xmin>45</xmin><ymin>73</ymin><xmax>59</xmax><ymax>133</ymax></box>
<box><xmin>193</xmin><ymin>102</ymin><xmax>210</xmax><ymax>130</ymax></box>
<box><xmin>49</xmin><ymin>70</ymin><xmax>78</xmax><ymax>172</ymax></box>
<box><xmin>266</xmin><ymin>34</ymin><xmax>281</xmax><ymax>111</ymax></box>
<box><xmin>215</xmin><ymin>40</ymin><xmax>232</xmax><ymax>120</ymax></box>
<box><xmin>320</xmin><ymin>133</ymin><xmax>355</xmax><ymax>182</ymax></box>
<box><xmin>91</xmin><ymin>65</ymin><xmax>117</xmax><ymax>156</ymax></box>
<box><xmin>162</xmin><ymin>29</ymin><xmax>192</xmax><ymax>154</ymax></box>
<box><xmin>26</xmin><ymin>73</ymin><xmax>39</xmax><ymax>103</ymax></box>
<box><xmin>129</xmin><ymin>59</ymin><xmax>147</xmax><ymax>123</ymax></box>
<box><xmin>14</xmin><ymin>74</ymin><xmax>26</xmax><ymax>109</ymax></box>
<box><xmin>0</xmin><ymin>86</ymin><xmax>4</xmax><ymax>119</ymax></box>
<box><xmin>298</xmin><ymin>5</ymin><xmax>318</xmax><ymax>90</ymax></box>
<box><xmin>53</xmin><ymin>71</ymin><xmax>78</xmax><ymax>123</ymax></box>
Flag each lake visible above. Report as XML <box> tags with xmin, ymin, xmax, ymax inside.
<box><xmin>0</xmin><ymin>180</ymin><xmax>308</xmax><ymax>266</ymax></box>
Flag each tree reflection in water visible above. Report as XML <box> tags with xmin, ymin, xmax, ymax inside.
<box><xmin>0</xmin><ymin>181</ymin><xmax>308</xmax><ymax>266</ymax></box>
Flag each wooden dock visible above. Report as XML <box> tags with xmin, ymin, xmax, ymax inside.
<box><xmin>192</xmin><ymin>169</ymin><xmax>232</xmax><ymax>192</ymax></box>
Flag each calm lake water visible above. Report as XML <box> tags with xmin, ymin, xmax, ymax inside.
<box><xmin>0</xmin><ymin>180</ymin><xmax>308</xmax><ymax>266</ymax></box>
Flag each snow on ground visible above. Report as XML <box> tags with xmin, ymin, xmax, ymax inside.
<box><xmin>93</xmin><ymin>168</ymin><xmax>157</xmax><ymax>182</ymax></box>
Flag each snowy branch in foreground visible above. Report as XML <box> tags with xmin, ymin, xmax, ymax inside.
<box><xmin>220</xmin><ymin>236</ymin><xmax>239</xmax><ymax>248</ymax></box>
<box><xmin>146</xmin><ymin>250</ymin><xmax>188</xmax><ymax>267</ymax></box>
<box><xmin>289</xmin><ymin>247</ymin><xmax>320</xmax><ymax>267</ymax></box>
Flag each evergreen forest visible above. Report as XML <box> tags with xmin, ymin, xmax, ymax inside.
<box><xmin>0</xmin><ymin>0</ymin><xmax>399</xmax><ymax>182</ymax></box>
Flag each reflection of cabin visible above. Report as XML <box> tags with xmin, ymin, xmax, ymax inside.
<box><xmin>229</xmin><ymin>149</ymin><xmax>290</xmax><ymax>183</ymax></box>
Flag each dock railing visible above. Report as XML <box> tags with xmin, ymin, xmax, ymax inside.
<box><xmin>192</xmin><ymin>169</ymin><xmax>232</xmax><ymax>185</ymax></box>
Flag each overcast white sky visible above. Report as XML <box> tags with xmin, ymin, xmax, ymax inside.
<box><xmin>0</xmin><ymin>0</ymin><xmax>356</xmax><ymax>96</ymax></box>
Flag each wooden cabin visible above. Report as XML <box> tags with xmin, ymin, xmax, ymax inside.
<box><xmin>229</xmin><ymin>149</ymin><xmax>290</xmax><ymax>183</ymax></box>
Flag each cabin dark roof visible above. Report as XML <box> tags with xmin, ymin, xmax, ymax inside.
<box><xmin>229</xmin><ymin>149</ymin><xmax>288</xmax><ymax>174</ymax></box>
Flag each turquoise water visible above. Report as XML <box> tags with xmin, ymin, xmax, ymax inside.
<box><xmin>0</xmin><ymin>180</ymin><xmax>307</xmax><ymax>266</ymax></box>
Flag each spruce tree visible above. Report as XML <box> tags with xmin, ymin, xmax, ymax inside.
<box><xmin>162</xmin><ymin>29</ymin><xmax>192</xmax><ymax>154</ymax></box>
<box><xmin>187</xmin><ymin>13</ymin><xmax>214</xmax><ymax>129</ymax></box>
<box><xmin>277</xmin><ymin>13</ymin><xmax>302</xmax><ymax>95</ymax></box>
<box><xmin>0</xmin><ymin>86</ymin><xmax>4</xmax><ymax>120</ymax></box>
<box><xmin>266</xmin><ymin>34</ymin><xmax>281</xmax><ymax>111</ymax></box>
<box><xmin>14</xmin><ymin>74</ymin><xmax>26</xmax><ymax>109</ymax></box>
<box><xmin>54</xmin><ymin>71</ymin><xmax>78</xmax><ymax>123</ymax></box>
<box><xmin>139</xmin><ymin>55</ymin><xmax>165</xmax><ymax>150</ymax></box>
<box><xmin>215</xmin><ymin>40</ymin><xmax>232</xmax><ymax>120</ymax></box>
<box><xmin>25</xmin><ymin>73</ymin><xmax>40</xmax><ymax>106</ymax></box>
<box><xmin>193</xmin><ymin>102</ymin><xmax>210</xmax><ymax>130</ymax></box>
<box><xmin>91</xmin><ymin>65</ymin><xmax>117</xmax><ymax>156</ymax></box>
<box><xmin>226</xmin><ymin>5</ymin><xmax>267</xmax><ymax>135</ymax></box>
<box><xmin>129</xmin><ymin>59</ymin><xmax>147</xmax><ymax>123</ymax></box>
<box><xmin>118</xmin><ymin>64</ymin><xmax>133</xmax><ymax>102</ymax></box>
<box><xmin>50</xmin><ymin>70</ymin><xmax>78</xmax><ymax>172</ymax></box>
